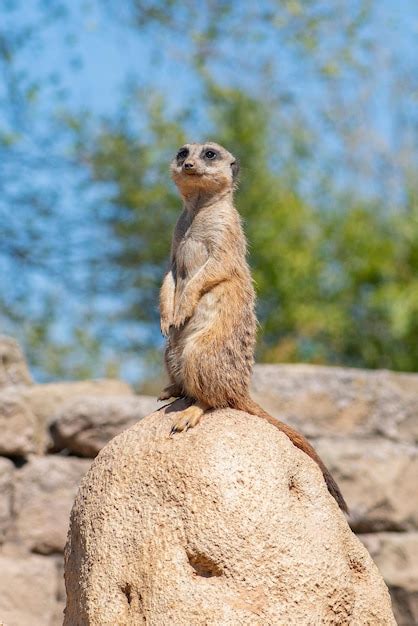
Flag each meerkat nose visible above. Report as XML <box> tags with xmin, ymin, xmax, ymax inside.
<box><xmin>184</xmin><ymin>161</ymin><xmax>195</xmax><ymax>170</ymax></box>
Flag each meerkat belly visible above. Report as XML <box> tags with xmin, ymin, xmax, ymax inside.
<box><xmin>170</xmin><ymin>290</ymin><xmax>221</xmax><ymax>366</ymax></box>
<box><xmin>176</xmin><ymin>281</ymin><xmax>257</xmax><ymax>404</ymax></box>
<box><xmin>165</xmin><ymin>290</ymin><xmax>218</xmax><ymax>388</ymax></box>
<box><xmin>167</xmin><ymin>285</ymin><xmax>222</xmax><ymax>370</ymax></box>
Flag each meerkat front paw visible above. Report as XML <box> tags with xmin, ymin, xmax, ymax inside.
<box><xmin>172</xmin><ymin>313</ymin><xmax>187</xmax><ymax>329</ymax></box>
<box><xmin>172</xmin><ymin>307</ymin><xmax>189</xmax><ymax>329</ymax></box>
<box><xmin>172</xmin><ymin>296</ymin><xmax>196</xmax><ymax>328</ymax></box>
<box><xmin>169</xmin><ymin>401</ymin><xmax>208</xmax><ymax>435</ymax></box>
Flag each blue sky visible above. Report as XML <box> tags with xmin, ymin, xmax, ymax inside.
<box><xmin>14</xmin><ymin>1</ymin><xmax>197</xmax><ymax>118</ymax></box>
<box><xmin>11</xmin><ymin>2</ymin><xmax>414</xmax><ymax>119</ymax></box>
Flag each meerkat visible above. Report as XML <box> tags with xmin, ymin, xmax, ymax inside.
<box><xmin>159</xmin><ymin>141</ymin><xmax>347</xmax><ymax>512</ymax></box>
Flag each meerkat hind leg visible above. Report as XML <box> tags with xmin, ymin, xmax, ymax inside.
<box><xmin>170</xmin><ymin>400</ymin><xmax>209</xmax><ymax>435</ymax></box>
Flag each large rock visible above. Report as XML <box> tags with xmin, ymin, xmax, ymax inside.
<box><xmin>23</xmin><ymin>378</ymin><xmax>133</xmax><ymax>428</ymax></box>
<box><xmin>14</xmin><ymin>456</ymin><xmax>91</xmax><ymax>554</ymax></box>
<box><xmin>0</xmin><ymin>335</ymin><xmax>33</xmax><ymax>388</ymax></box>
<box><xmin>360</xmin><ymin>532</ymin><xmax>418</xmax><ymax>625</ymax></box>
<box><xmin>0</xmin><ymin>457</ymin><xmax>14</xmax><ymax>544</ymax></box>
<box><xmin>51</xmin><ymin>394</ymin><xmax>157</xmax><ymax>457</ymax></box>
<box><xmin>0</xmin><ymin>553</ymin><xmax>58</xmax><ymax>626</ymax></box>
<box><xmin>0</xmin><ymin>379</ymin><xmax>134</xmax><ymax>457</ymax></box>
<box><xmin>251</xmin><ymin>364</ymin><xmax>418</xmax><ymax>443</ymax></box>
<box><xmin>22</xmin><ymin>379</ymin><xmax>133</xmax><ymax>452</ymax></box>
<box><xmin>65</xmin><ymin>405</ymin><xmax>395</xmax><ymax>625</ymax></box>
<box><xmin>315</xmin><ymin>437</ymin><xmax>418</xmax><ymax>532</ymax></box>
<box><xmin>0</xmin><ymin>387</ymin><xmax>42</xmax><ymax>456</ymax></box>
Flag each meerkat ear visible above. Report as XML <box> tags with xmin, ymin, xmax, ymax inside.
<box><xmin>231</xmin><ymin>159</ymin><xmax>240</xmax><ymax>181</ymax></box>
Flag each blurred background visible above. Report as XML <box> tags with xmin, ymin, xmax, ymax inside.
<box><xmin>2</xmin><ymin>0</ymin><xmax>418</xmax><ymax>387</ymax></box>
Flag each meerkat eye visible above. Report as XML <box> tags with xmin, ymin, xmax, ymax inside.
<box><xmin>177</xmin><ymin>148</ymin><xmax>189</xmax><ymax>160</ymax></box>
<box><xmin>204</xmin><ymin>150</ymin><xmax>217</xmax><ymax>160</ymax></box>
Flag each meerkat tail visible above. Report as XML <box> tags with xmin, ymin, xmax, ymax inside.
<box><xmin>232</xmin><ymin>397</ymin><xmax>348</xmax><ymax>513</ymax></box>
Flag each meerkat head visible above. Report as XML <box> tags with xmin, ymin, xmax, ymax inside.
<box><xmin>170</xmin><ymin>142</ymin><xmax>239</xmax><ymax>199</ymax></box>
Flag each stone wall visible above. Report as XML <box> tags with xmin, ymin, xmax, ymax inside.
<box><xmin>0</xmin><ymin>337</ymin><xmax>416</xmax><ymax>625</ymax></box>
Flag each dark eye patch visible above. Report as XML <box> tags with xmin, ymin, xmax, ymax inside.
<box><xmin>202</xmin><ymin>149</ymin><xmax>218</xmax><ymax>160</ymax></box>
<box><xmin>177</xmin><ymin>148</ymin><xmax>189</xmax><ymax>160</ymax></box>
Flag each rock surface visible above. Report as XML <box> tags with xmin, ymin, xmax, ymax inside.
<box><xmin>23</xmin><ymin>379</ymin><xmax>133</xmax><ymax>425</ymax></box>
<box><xmin>51</xmin><ymin>394</ymin><xmax>157</xmax><ymax>457</ymax></box>
<box><xmin>0</xmin><ymin>553</ymin><xmax>58</xmax><ymax>626</ymax></box>
<box><xmin>0</xmin><ymin>379</ymin><xmax>134</xmax><ymax>458</ymax></box>
<box><xmin>23</xmin><ymin>379</ymin><xmax>133</xmax><ymax>449</ymax></box>
<box><xmin>0</xmin><ymin>458</ymin><xmax>14</xmax><ymax>544</ymax></box>
<box><xmin>65</xmin><ymin>405</ymin><xmax>395</xmax><ymax>625</ymax></box>
<box><xmin>0</xmin><ymin>335</ymin><xmax>33</xmax><ymax>388</ymax></box>
<box><xmin>315</xmin><ymin>437</ymin><xmax>418</xmax><ymax>532</ymax></box>
<box><xmin>251</xmin><ymin>363</ymin><xmax>418</xmax><ymax>443</ymax></box>
<box><xmin>0</xmin><ymin>388</ymin><xmax>42</xmax><ymax>456</ymax></box>
<box><xmin>360</xmin><ymin>532</ymin><xmax>418</xmax><ymax>625</ymax></box>
<box><xmin>13</xmin><ymin>456</ymin><xmax>91</xmax><ymax>554</ymax></box>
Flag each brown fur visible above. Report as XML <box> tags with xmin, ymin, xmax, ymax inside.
<box><xmin>159</xmin><ymin>141</ymin><xmax>347</xmax><ymax>513</ymax></box>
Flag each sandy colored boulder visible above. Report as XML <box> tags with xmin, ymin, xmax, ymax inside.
<box><xmin>0</xmin><ymin>387</ymin><xmax>42</xmax><ymax>456</ymax></box>
<box><xmin>0</xmin><ymin>377</ymin><xmax>134</xmax><ymax>457</ymax></box>
<box><xmin>0</xmin><ymin>553</ymin><xmax>58</xmax><ymax>626</ymax></box>
<box><xmin>315</xmin><ymin>437</ymin><xmax>418</xmax><ymax>532</ymax></box>
<box><xmin>51</xmin><ymin>394</ymin><xmax>157</xmax><ymax>457</ymax></box>
<box><xmin>0</xmin><ymin>335</ymin><xmax>33</xmax><ymax>388</ymax></box>
<box><xmin>65</xmin><ymin>405</ymin><xmax>395</xmax><ymax>625</ymax></box>
<box><xmin>360</xmin><ymin>532</ymin><xmax>418</xmax><ymax>625</ymax></box>
<box><xmin>14</xmin><ymin>456</ymin><xmax>91</xmax><ymax>554</ymax></box>
<box><xmin>0</xmin><ymin>457</ymin><xmax>14</xmax><ymax>544</ymax></box>
<box><xmin>23</xmin><ymin>378</ymin><xmax>133</xmax><ymax>427</ymax></box>
<box><xmin>20</xmin><ymin>379</ymin><xmax>133</xmax><ymax>452</ymax></box>
<box><xmin>251</xmin><ymin>363</ymin><xmax>418</xmax><ymax>443</ymax></box>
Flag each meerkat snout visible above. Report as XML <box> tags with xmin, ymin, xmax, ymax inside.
<box><xmin>184</xmin><ymin>161</ymin><xmax>195</xmax><ymax>171</ymax></box>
